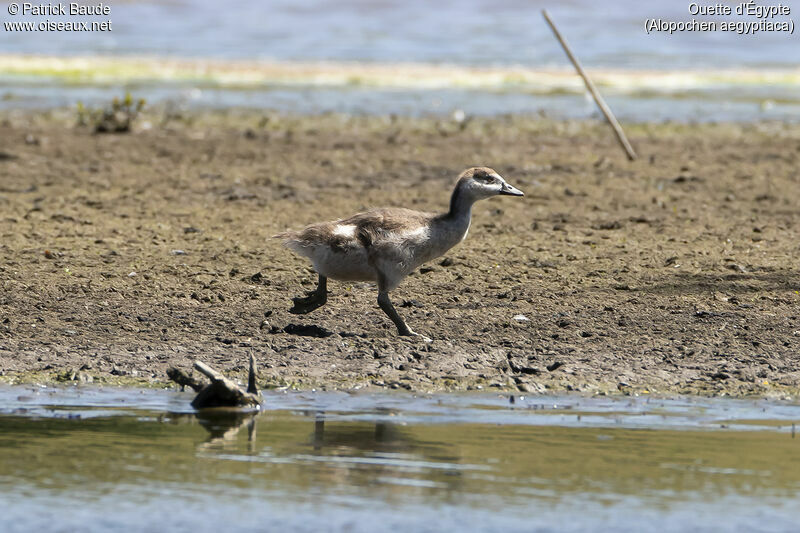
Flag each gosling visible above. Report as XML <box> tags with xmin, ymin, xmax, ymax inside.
<box><xmin>276</xmin><ymin>167</ymin><xmax>524</xmax><ymax>338</ymax></box>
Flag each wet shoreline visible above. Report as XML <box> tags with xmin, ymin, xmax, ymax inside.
<box><xmin>1</xmin><ymin>110</ymin><xmax>800</xmax><ymax>398</ymax></box>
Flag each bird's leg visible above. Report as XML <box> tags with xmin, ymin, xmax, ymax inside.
<box><xmin>375</xmin><ymin>272</ymin><xmax>430</xmax><ymax>340</ymax></box>
<box><xmin>377</xmin><ymin>291</ymin><xmax>416</xmax><ymax>336</ymax></box>
<box><xmin>289</xmin><ymin>274</ymin><xmax>328</xmax><ymax>314</ymax></box>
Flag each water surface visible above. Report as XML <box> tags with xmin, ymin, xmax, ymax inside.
<box><xmin>1</xmin><ymin>386</ymin><xmax>800</xmax><ymax>532</ymax></box>
<box><xmin>4</xmin><ymin>0</ymin><xmax>797</xmax><ymax>69</ymax></box>
<box><xmin>1</xmin><ymin>0</ymin><xmax>798</xmax><ymax>121</ymax></box>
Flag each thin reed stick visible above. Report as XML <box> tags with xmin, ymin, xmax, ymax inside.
<box><xmin>542</xmin><ymin>10</ymin><xmax>637</xmax><ymax>161</ymax></box>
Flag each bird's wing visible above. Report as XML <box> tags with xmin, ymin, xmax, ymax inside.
<box><xmin>277</xmin><ymin>208</ymin><xmax>434</xmax><ymax>252</ymax></box>
<box><xmin>341</xmin><ymin>208</ymin><xmax>433</xmax><ymax>245</ymax></box>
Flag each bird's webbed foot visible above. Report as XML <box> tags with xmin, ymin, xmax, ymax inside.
<box><xmin>289</xmin><ymin>276</ymin><xmax>328</xmax><ymax>314</ymax></box>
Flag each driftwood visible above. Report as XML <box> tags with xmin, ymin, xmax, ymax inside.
<box><xmin>166</xmin><ymin>367</ymin><xmax>205</xmax><ymax>392</ymax></box>
<box><xmin>168</xmin><ymin>354</ymin><xmax>261</xmax><ymax>409</ymax></box>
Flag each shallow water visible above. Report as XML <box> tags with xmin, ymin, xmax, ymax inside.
<box><xmin>1</xmin><ymin>0</ymin><xmax>798</xmax><ymax>120</ymax></box>
<box><xmin>6</xmin><ymin>80</ymin><xmax>800</xmax><ymax>123</ymax></box>
<box><xmin>1</xmin><ymin>386</ymin><xmax>800</xmax><ymax>532</ymax></box>
<box><xmin>4</xmin><ymin>0</ymin><xmax>797</xmax><ymax>69</ymax></box>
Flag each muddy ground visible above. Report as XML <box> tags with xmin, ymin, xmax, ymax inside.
<box><xmin>1</xmin><ymin>109</ymin><xmax>799</xmax><ymax>396</ymax></box>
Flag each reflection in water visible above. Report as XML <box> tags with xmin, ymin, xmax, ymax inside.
<box><xmin>186</xmin><ymin>408</ymin><xmax>409</xmax><ymax>459</ymax></box>
<box><xmin>193</xmin><ymin>410</ymin><xmax>258</xmax><ymax>452</ymax></box>
<box><xmin>307</xmin><ymin>410</ymin><xmax>407</xmax><ymax>452</ymax></box>
<box><xmin>1</xmin><ymin>389</ymin><xmax>800</xmax><ymax>532</ymax></box>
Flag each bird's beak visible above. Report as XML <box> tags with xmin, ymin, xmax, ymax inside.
<box><xmin>499</xmin><ymin>182</ymin><xmax>524</xmax><ymax>197</ymax></box>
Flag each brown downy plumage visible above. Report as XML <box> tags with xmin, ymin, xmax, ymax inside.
<box><xmin>275</xmin><ymin>167</ymin><xmax>524</xmax><ymax>339</ymax></box>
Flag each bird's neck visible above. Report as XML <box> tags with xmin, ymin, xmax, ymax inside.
<box><xmin>445</xmin><ymin>183</ymin><xmax>474</xmax><ymax>221</ymax></box>
<box><xmin>431</xmin><ymin>183</ymin><xmax>473</xmax><ymax>250</ymax></box>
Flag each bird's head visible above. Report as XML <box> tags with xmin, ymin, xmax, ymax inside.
<box><xmin>456</xmin><ymin>167</ymin><xmax>524</xmax><ymax>201</ymax></box>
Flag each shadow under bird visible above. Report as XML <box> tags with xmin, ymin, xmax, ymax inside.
<box><xmin>275</xmin><ymin>167</ymin><xmax>524</xmax><ymax>339</ymax></box>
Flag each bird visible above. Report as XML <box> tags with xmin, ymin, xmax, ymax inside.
<box><xmin>275</xmin><ymin>167</ymin><xmax>524</xmax><ymax>338</ymax></box>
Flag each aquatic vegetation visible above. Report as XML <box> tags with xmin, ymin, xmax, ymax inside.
<box><xmin>76</xmin><ymin>92</ymin><xmax>146</xmax><ymax>133</ymax></box>
<box><xmin>2</xmin><ymin>55</ymin><xmax>798</xmax><ymax>96</ymax></box>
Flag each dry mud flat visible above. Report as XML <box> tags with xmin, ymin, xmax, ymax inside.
<box><xmin>1</xmin><ymin>110</ymin><xmax>799</xmax><ymax>396</ymax></box>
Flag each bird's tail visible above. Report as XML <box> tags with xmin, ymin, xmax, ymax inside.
<box><xmin>273</xmin><ymin>230</ymin><xmax>309</xmax><ymax>256</ymax></box>
<box><xmin>273</xmin><ymin>228</ymin><xmax>304</xmax><ymax>243</ymax></box>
